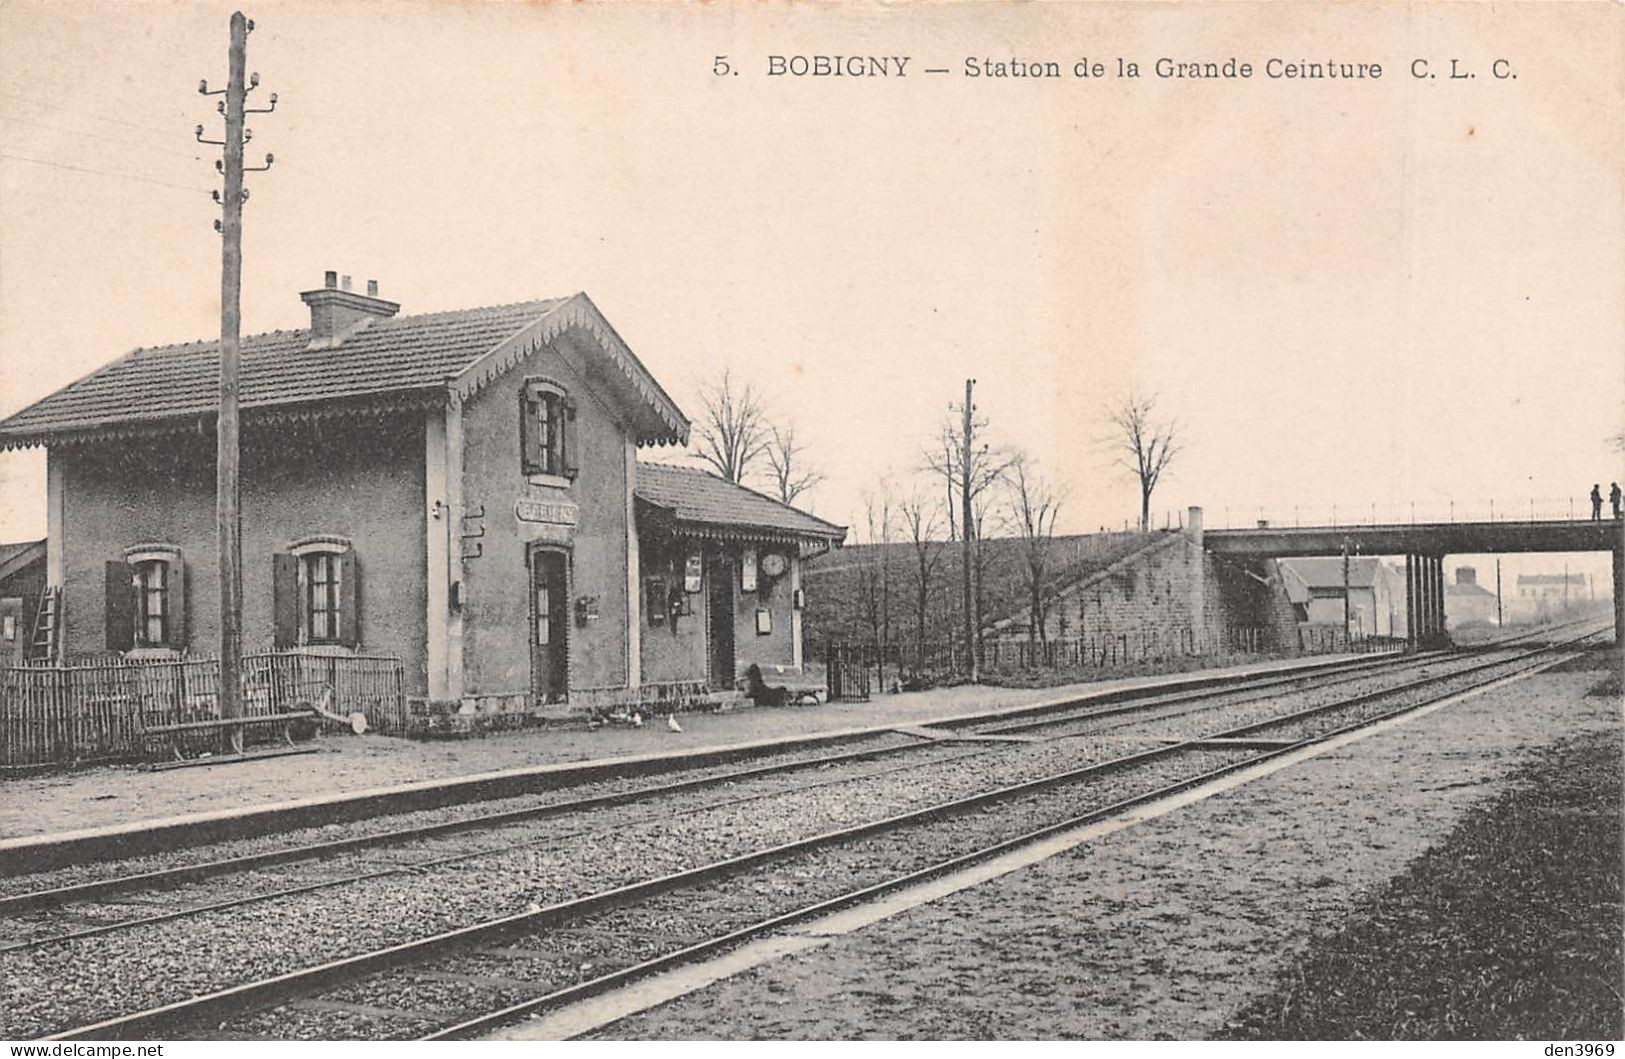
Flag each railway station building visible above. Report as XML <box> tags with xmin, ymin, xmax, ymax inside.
<box><xmin>0</xmin><ymin>275</ymin><xmax>845</xmax><ymax>722</ymax></box>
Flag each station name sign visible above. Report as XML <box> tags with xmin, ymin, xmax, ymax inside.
<box><xmin>515</xmin><ymin>497</ymin><xmax>580</xmax><ymax>526</ymax></box>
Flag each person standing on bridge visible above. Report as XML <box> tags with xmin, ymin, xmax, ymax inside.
<box><xmin>1611</xmin><ymin>482</ymin><xmax>1622</xmax><ymax>519</ymax></box>
<box><xmin>1590</xmin><ymin>483</ymin><xmax>1603</xmax><ymax>519</ymax></box>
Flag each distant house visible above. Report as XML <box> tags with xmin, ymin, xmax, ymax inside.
<box><xmin>1445</xmin><ymin>566</ymin><xmax>1498</xmax><ymax>627</ymax></box>
<box><xmin>1279</xmin><ymin>556</ymin><xmax>1402</xmax><ymax>638</ymax></box>
<box><xmin>1509</xmin><ymin>572</ymin><xmax>1589</xmax><ymax>623</ymax></box>
<box><xmin>0</xmin><ymin>274</ymin><xmax>844</xmax><ymax>719</ymax></box>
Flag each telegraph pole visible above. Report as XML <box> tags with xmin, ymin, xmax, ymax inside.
<box><xmin>199</xmin><ymin>12</ymin><xmax>274</xmax><ymax>748</ymax></box>
<box><xmin>1496</xmin><ymin>557</ymin><xmax>1503</xmax><ymax>627</ymax></box>
<box><xmin>1341</xmin><ymin>535</ymin><xmax>1352</xmax><ymax>644</ymax></box>
<box><xmin>961</xmin><ymin>379</ymin><xmax>978</xmax><ymax>682</ymax></box>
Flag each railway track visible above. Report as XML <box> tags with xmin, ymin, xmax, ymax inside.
<box><xmin>0</xmin><ymin>646</ymin><xmax>1445</xmax><ymax>917</ymax></box>
<box><xmin>0</xmin><ymin>637</ymin><xmax>1534</xmax><ymax>949</ymax></box>
<box><xmin>15</xmin><ymin>620</ymin><xmax>1604</xmax><ymax>1041</ymax></box>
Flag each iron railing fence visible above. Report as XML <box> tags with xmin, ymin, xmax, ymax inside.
<box><xmin>823</xmin><ymin>624</ymin><xmax>1386</xmax><ymax>702</ymax></box>
<box><xmin>0</xmin><ymin>651</ymin><xmax>405</xmax><ymax>768</ymax></box>
<box><xmin>1197</xmin><ymin>498</ymin><xmax>1621</xmax><ymax>530</ymax></box>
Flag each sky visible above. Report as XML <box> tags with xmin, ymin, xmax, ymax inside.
<box><xmin>0</xmin><ymin>1</ymin><xmax>1620</xmax><ymax>582</ymax></box>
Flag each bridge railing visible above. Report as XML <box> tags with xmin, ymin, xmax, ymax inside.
<box><xmin>1193</xmin><ymin>497</ymin><xmax>1620</xmax><ymax>531</ymax></box>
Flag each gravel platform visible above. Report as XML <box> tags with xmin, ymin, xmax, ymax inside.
<box><xmin>587</xmin><ymin>667</ymin><xmax>1617</xmax><ymax>1040</ymax></box>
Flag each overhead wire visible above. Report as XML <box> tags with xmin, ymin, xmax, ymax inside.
<box><xmin>0</xmin><ymin>152</ymin><xmax>211</xmax><ymax>194</ymax></box>
<box><xmin>0</xmin><ymin>112</ymin><xmax>206</xmax><ymax>161</ymax></box>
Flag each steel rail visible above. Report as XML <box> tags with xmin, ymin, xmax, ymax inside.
<box><xmin>2</xmin><ymin>622</ymin><xmax>1579</xmax><ymax>958</ymax></box>
<box><xmin>0</xmin><ymin>741</ymin><xmax>995</xmax><ymax>954</ymax></box>
<box><xmin>0</xmin><ymin>647</ymin><xmax>1430</xmax><ymax>916</ymax></box>
<box><xmin>971</xmin><ymin>616</ymin><xmax>1596</xmax><ymax>736</ymax></box>
<box><xmin>0</xmin><ymin>650</ymin><xmax>1469</xmax><ymax>953</ymax></box>
<box><xmin>45</xmin><ymin>623</ymin><xmax>1605</xmax><ymax>1042</ymax></box>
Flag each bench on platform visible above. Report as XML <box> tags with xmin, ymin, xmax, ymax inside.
<box><xmin>141</xmin><ymin>709</ymin><xmax>318</xmax><ymax>764</ymax></box>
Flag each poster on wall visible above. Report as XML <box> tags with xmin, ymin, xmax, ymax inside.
<box><xmin>741</xmin><ymin>548</ymin><xmax>758</xmax><ymax>592</ymax></box>
<box><xmin>684</xmin><ymin>554</ymin><xmax>703</xmax><ymax>594</ymax></box>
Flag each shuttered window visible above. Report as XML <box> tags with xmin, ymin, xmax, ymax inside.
<box><xmin>106</xmin><ymin>548</ymin><xmax>186</xmax><ymax>652</ymax></box>
<box><xmin>274</xmin><ymin>545</ymin><xmax>360</xmax><ymax>648</ymax></box>
<box><xmin>520</xmin><ymin>380</ymin><xmax>578</xmax><ymax>480</ymax></box>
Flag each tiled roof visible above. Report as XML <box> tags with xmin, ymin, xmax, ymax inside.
<box><xmin>0</xmin><ymin>294</ymin><xmax>689</xmax><ymax>449</ymax></box>
<box><xmin>1279</xmin><ymin>556</ymin><xmax>1388</xmax><ymax>590</ymax></box>
<box><xmin>635</xmin><ymin>463</ymin><xmax>846</xmax><ymax>544</ymax></box>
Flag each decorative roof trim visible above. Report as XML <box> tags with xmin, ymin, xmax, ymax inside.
<box><xmin>449</xmin><ymin>293</ymin><xmax>689</xmax><ymax>447</ymax></box>
<box><xmin>0</xmin><ymin>390</ymin><xmax>446</xmax><ymax>452</ymax></box>
<box><xmin>643</xmin><ymin>514</ymin><xmax>845</xmax><ymax>546</ymax></box>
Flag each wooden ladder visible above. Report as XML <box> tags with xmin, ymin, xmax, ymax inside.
<box><xmin>28</xmin><ymin>586</ymin><xmax>60</xmax><ymax>662</ymax></box>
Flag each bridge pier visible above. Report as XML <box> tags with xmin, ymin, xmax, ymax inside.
<box><xmin>1404</xmin><ymin>553</ymin><xmax>1448</xmax><ymax>649</ymax></box>
<box><xmin>1405</xmin><ymin>555</ymin><xmax>1418</xmax><ymax>648</ymax></box>
<box><xmin>1431</xmin><ymin>555</ymin><xmax>1448</xmax><ymax>645</ymax></box>
<box><xmin>1614</xmin><ymin>544</ymin><xmax>1623</xmax><ymax>645</ymax></box>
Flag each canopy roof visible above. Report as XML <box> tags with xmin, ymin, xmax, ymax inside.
<box><xmin>635</xmin><ymin>463</ymin><xmax>846</xmax><ymax>547</ymax></box>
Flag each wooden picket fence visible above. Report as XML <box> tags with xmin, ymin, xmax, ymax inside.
<box><xmin>0</xmin><ymin>651</ymin><xmax>405</xmax><ymax>768</ymax></box>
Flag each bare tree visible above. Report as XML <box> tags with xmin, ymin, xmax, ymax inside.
<box><xmin>923</xmin><ymin>382</ymin><xmax>1013</xmax><ymax>679</ymax></box>
<box><xmin>1003</xmin><ymin>455</ymin><xmax>1066</xmax><ymax>644</ymax></box>
<box><xmin>692</xmin><ymin>368</ymin><xmax>770</xmax><ymax>483</ymax></box>
<box><xmin>764</xmin><ymin>422</ymin><xmax>825</xmax><ymax>505</ymax></box>
<box><xmin>897</xmin><ymin>485</ymin><xmax>945</xmax><ymax>665</ymax></box>
<box><xmin>1105</xmin><ymin>391</ymin><xmax>1182</xmax><ymax>533</ymax></box>
<box><xmin>858</xmin><ymin>484</ymin><xmax>896</xmax><ymax>659</ymax></box>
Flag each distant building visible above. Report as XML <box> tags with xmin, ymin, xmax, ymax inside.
<box><xmin>1509</xmin><ymin>572</ymin><xmax>1590</xmax><ymax>623</ymax></box>
<box><xmin>0</xmin><ymin>539</ymin><xmax>46</xmax><ymax>664</ymax></box>
<box><xmin>1279</xmin><ymin>556</ymin><xmax>1402</xmax><ymax>638</ymax></box>
<box><xmin>1445</xmin><ymin>565</ymin><xmax>1498</xmax><ymax>627</ymax></box>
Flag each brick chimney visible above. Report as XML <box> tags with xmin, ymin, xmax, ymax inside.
<box><xmin>1456</xmin><ymin>566</ymin><xmax>1477</xmax><ymax>586</ymax></box>
<box><xmin>300</xmin><ymin>270</ymin><xmax>399</xmax><ymax>348</ymax></box>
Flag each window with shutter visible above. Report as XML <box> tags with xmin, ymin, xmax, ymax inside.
<box><xmin>117</xmin><ymin>546</ymin><xmax>187</xmax><ymax>651</ymax></box>
<box><xmin>283</xmin><ymin>538</ymin><xmax>360</xmax><ymax>648</ymax></box>
<box><xmin>521</xmin><ymin>379</ymin><xmax>574</xmax><ymax>481</ymax></box>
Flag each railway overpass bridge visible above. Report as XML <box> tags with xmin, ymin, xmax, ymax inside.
<box><xmin>1201</xmin><ymin>514</ymin><xmax>1624</xmax><ymax>646</ymax></box>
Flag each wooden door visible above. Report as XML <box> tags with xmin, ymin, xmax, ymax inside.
<box><xmin>530</xmin><ymin>549</ymin><xmax>569</xmax><ymax>703</ymax></box>
<box><xmin>707</xmin><ymin>553</ymin><xmax>735</xmax><ymax>688</ymax></box>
